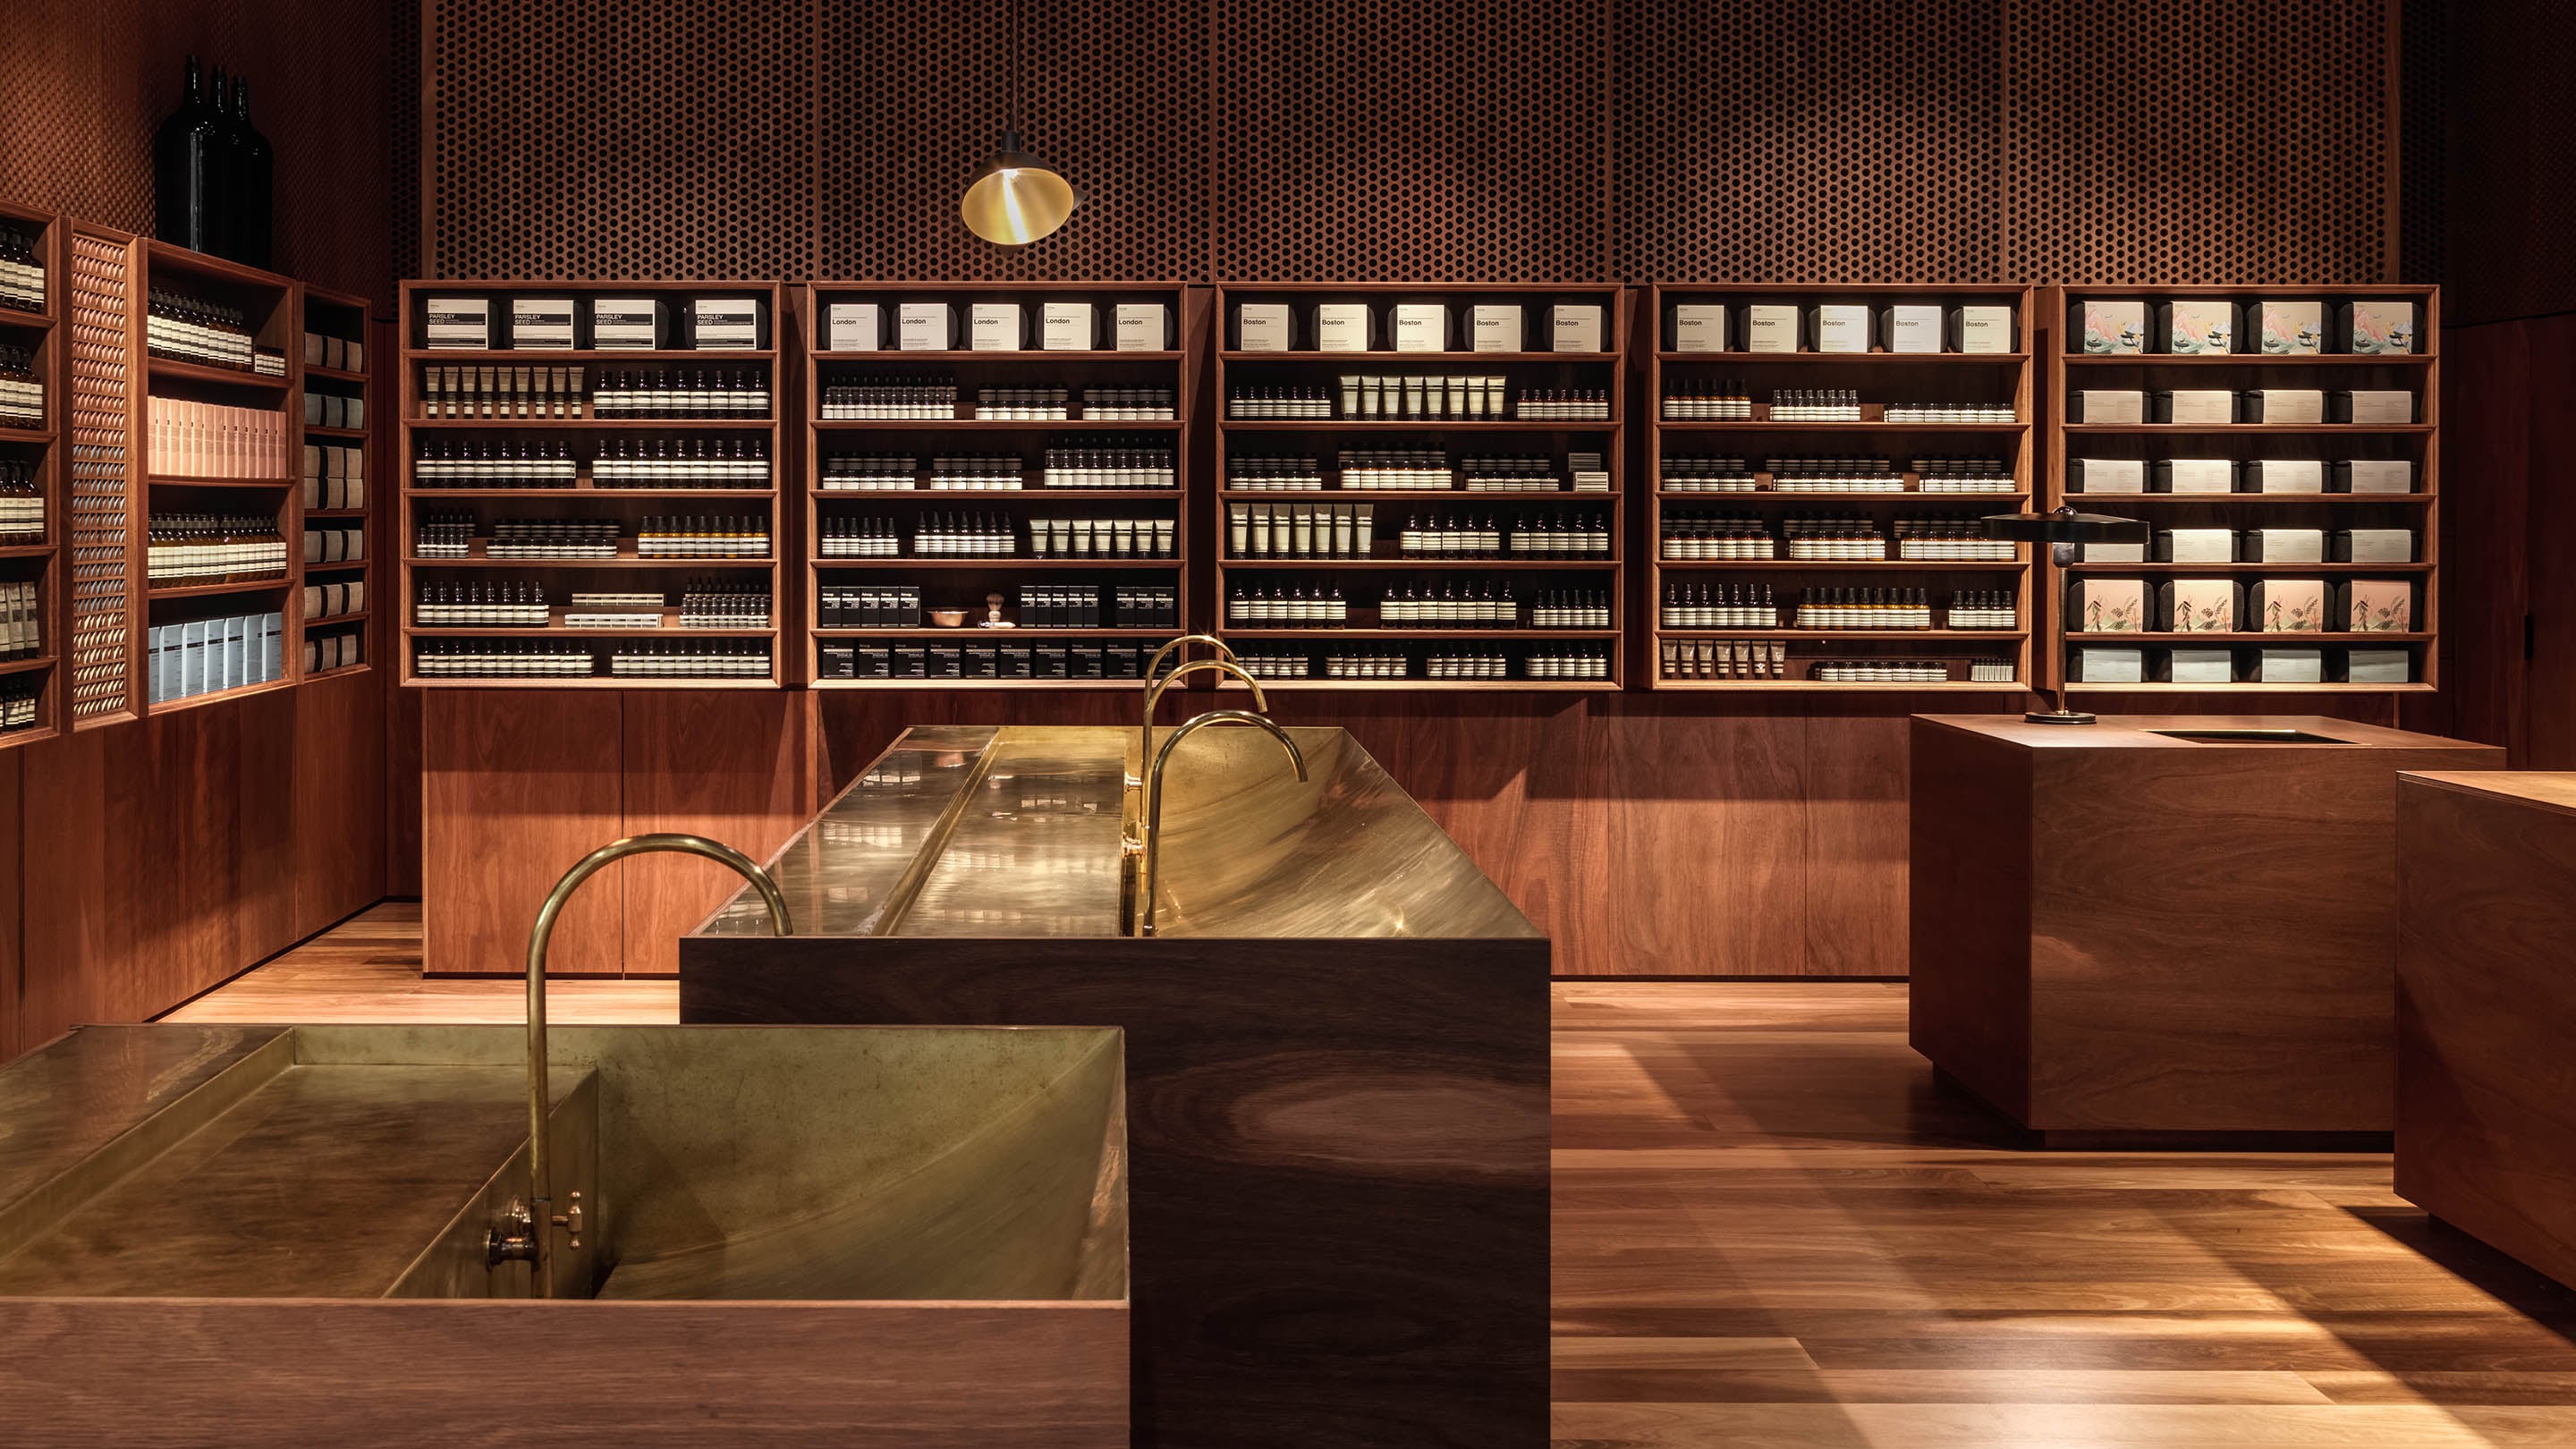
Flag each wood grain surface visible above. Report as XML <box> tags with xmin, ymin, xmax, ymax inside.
<box><xmin>682</xmin><ymin>933</ymin><xmax>1551</xmax><ymax>1449</ymax></box>
<box><xmin>422</xmin><ymin>690</ymin><xmax>624</xmax><ymax>977</ymax></box>
<box><xmin>2396</xmin><ymin>772</ymin><xmax>2576</xmax><ymax>1290</ymax></box>
<box><xmin>0</xmin><ymin>1299</ymin><xmax>1126</xmax><ymax>1446</ymax></box>
<box><xmin>1910</xmin><ymin>716</ymin><xmax>2502</xmax><ymax>1134</ymax></box>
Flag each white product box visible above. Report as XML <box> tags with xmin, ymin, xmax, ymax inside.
<box><xmin>2070</xmin><ymin>458</ymin><xmax>2146</xmax><ymax>493</ymax></box>
<box><xmin>2077</xmin><ymin>647</ymin><xmax>2147</xmax><ymax>682</ymax></box>
<box><xmin>897</xmin><ymin>301</ymin><xmax>955</xmax><ymax>351</ymax></box>
<box><xmin>2348</xmin><ymin>648</ymin><xmax>2413</xmax><ymax>683</ymax></box>
<box><xmin>1039</xmin><ymin>301</ymin><xmax>1096</xmax><ymax>350</ymax></box>
<box><xmin>2165</xmin><ymin>528</ymin><xmax>2236</xmax><ymax>563</ymax></box>
<box><xmin>1317</xmin><ymin>302</ymin><xmax>1373</xmax><ymax>352</ymax></box>
<box><xmin>591</xmin><ymin>298</ymin><xmax>663</xmax><ymax>349</ymax></box>
<box><xmin>1957</xmin><ymin>304</ymin><xmax>2015</xmax><ymax>353</ymax></box>
<box><xmin>2165</xmin><ymin>389</ymin><xmax>2235</xmax><ymax>425</ymax></box>
<box><xmin>2250</xmin><ymin>388</ymin><xmax>2325</xmax><ymax>424</ymax></box>
<box><xmin>2250</xmin><ymin>528</ymin><xmax>2326</xmax><ymax>563</ymax></box>
<box><xmin>1234</xmin><ymin>302</ymin><xmax>1291</xmax><ymax>352</ymax></box>
<box><xmin>1115</xmin><ymin>301</ymin><xmax>1170</xmax><ymax>351</ymax></box>
<box><xmin>1551</xmin><ymin>302</ymin><xmax>1605</xmax><ymax>352</ymax></box>
<box><xmin>424</xmin><ymin>296</ymin><xmax>491</xmax><ymax>350</ymax></box>
<box><xmin>1470</xmin><ymin>303</ymin><xmax>1524</xmax><ymax>352</ymax></box>
<box><xmin>969</xmin><ymin>302</ymin><xmax>1024</xmax><ymax>352</ymax></box>
<box><xmin>1814</xmin><ymin>303</ymin><xmax>1870</xmax><ymax>354</ymax></box>
<box><xmin>1670</xmin><ymin>303</ymin><xmax>1728</xmax><ymax>352</ymax></box>
<box><xmin>1885</xmin><ymin>303</ymin><xmax>1944</xmax><ymax>354</ymax></box>
<box><xmin>2343</xmin><ymin>459</ymin><xmax>2414</xmax><ymax>494</ymax></box>
<box><xmin>2247</xmin><ymin>459</ymin><xmax>2326</xmax><ymax>493</ymax></box>
<box><xmin>2343</xmin><ymin>528</ymin><xmax>2416</xmax><ymax>563</ymax></box>
<box><xmin>509</xmin><ymin>297</ymin><xmax>575</xmax><ymax>350</ymax></box>
<box><xmin>692</xmin><ymin>297</ymin><xmax>761</xmax><ymax>350</ymax></box>
<box><xmin>2082</xmin><ymin>542</ymin><xmax>2147</xmax><ymax>563</ymax></box>
<box><xmin>1392</xmin><ymin>302</ymin><xmax>1449</xmax><ymax>352</ymax></box>
<box><xmin>827</xmin><ymin>301</ymin><xmax>881</xmax><ymax>352</ymax></box>
<box><xmin>1745</xmin><ymin>303</ymin><xmax>1801</xmax><ymax>353</ymax></box>
<box><xmin>2164</xmin><ymin>459</ymin><xmax>2236</xmax><ymax>494</ymax></box>
<box><xmin>2258</xmin><ymin>648</ymin><xmax>2325</xmax><ymax>682</ymax></box>
<box><xmin>2170</xmin><ymin>648</ymin><xmax>2234</xmax><ymax>684</ymax></box>
<box><xmin>2340</xmin><ymin>390</ymin><xmax>2415</xmax><ymax>425</ymax></box>
<box><xmin>2080</xmin><ymin>389</ymin><xmax>2146</xmax><ymax>424</ymax></box>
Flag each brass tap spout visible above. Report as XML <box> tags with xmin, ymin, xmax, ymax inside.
<box><xmin>1139</xmin><ymin>711</ymin><xmax>1309</xmax><ymax>937</ymax></box>
<box><xmin>496</xmin><ymin>833</ymin><xmax>792</xmax><ymax>1298</ymax></box>
<box><xmin>1134</xmin><ymin>635</ymin><xmax>1242</xmax><ymax>789</ymax></box>
<box><xmin>1140</xmin><ymin>658</ymin><xmax>1267</xmax><ymax>797</ymax></box>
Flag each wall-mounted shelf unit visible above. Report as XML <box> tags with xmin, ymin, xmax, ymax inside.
<box><xmin>0</xmin><ymin>199</ymin><xmax>61</xmax><ymax>746</ymax></box>
<box><xmin>299</xmin><ymin>284</ymin><xmax>373</xmax><ymax>681</ymax></box>
<box><xmin>2045</xmin><ymin>284</ymin><xmax>2439</xmax><ymax>695</ymax></box>
<box><xmin>1211</xmin><ymin>282</ymin><xmax>1628</xmax><ymax>691</ymax></box>
<box><xmin>1646</xmin><ymin>284</ymin><xmax>2038</xmax><ymax>692</ymax></box>
<box><xmin>798</xmin><ymin>282</ymin><xmax>1199</xmax><ymax>688</ymax></box>
<box><xmin>396</xmin><ymin>279</ymin><xmax>786</xmax><ymax>688</ymax></box>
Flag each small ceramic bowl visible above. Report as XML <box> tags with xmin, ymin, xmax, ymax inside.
<box><xmin>928</xmin><ymin>608</ymin><xmax>970</xmax><ymax>627</ymax></box>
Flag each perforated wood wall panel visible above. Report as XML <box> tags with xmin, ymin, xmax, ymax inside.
<box><xmin>415</xmin><ymin>1</ymin><xmax>2421</xmax><ymax>288</ymax></box>
<box><xmin>0</xmin><ymin>0</ymin><xmax>391</xmax><ymax>305</ymax></box>
<box><xmin>66</xmin><ymin>230</ymin><xmax>135</xmax><ymax>724</ymax></box>
<box><xmin>1614</xmin><ymin>1</ymin><xmax>2001</xmax><ymax>283</ymax></box>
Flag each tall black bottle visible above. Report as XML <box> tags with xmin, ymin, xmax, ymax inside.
<box><xmin>150</xmin><ymin>55</ymin><xmax>223</xmax><ymax>253</ymax></box>
<box><xmin>228</xmin><ymin>79</ymin><xmax>273</xmax><ymax>267</ymax></box>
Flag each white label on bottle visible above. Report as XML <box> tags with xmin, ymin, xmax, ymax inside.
<box><xmin>2166</xmin><ymin>459</ymin><xmax>2234</xmax><ymax>493</ymax></box>
<box><xmin>511</xmin><ymin>299</ymin><xmax>574</xmax><ymax>349</ymax></box>
<box><xmin>1746</xmin><ymin>304</ymin><xmax>1800</xmax><ymax>352</ymax></box>
<box><xmin>827</xmin><ymin>301</ymin><xmax>881</xmax><ymax>351</ymax></box>
<box><xmin>1116</xmin><ymin>302</ymin><xmax>1168</xmax><ymax>351</ymax></box>
<box><xmin>896</xmin><ymin>301</ymin><xmax>953</xmax><ymax>351</ymax></box>
<box><xmin>424</xmin><ymin>298</ymin><xmax>490</xmax><ymax>349</ymax></box>
<box><xmin>1958</xmin><ymin>305</ymin><xmax>2012</xmax><ymax>353</ymax></box>
<box><xmin>1671</xmin><ymin>304</ymin><xmax>1727</xmax><ymax>352</ymax></box>
<box><xmin>1551</xmin><ymin>303</ymin><xmax>1604</xmax><ymax>352</ymax></box>
<box><xmin>969</xmin><ymin>302</ymin><xmax>1023</xmax><ymax>352</ymax></box>
<box><xmin>693</xmin><ymin>299</ymin><xmax>760</xmax><ymax>350</ymax></box>
<box><xmin>2081</xmin><ymin>390</ymin><xmax>2147</xmax><ymax>424</ymax></box>
<box><xmin>1316</xmin><ymin>303</ymin><xmax>1371</xmax><ymax>352</ymax></box>
<box><xmin>1471</xmin><ymin>304</ymin><xmax>1524</xmax><ymax>352</ymax></box>
<box><xmin>1887</xmin><ymin>304</ymin><xmax>1943</xmax><ymax>353</ymax></box>
<box><xmin>1815</xmin><ymin>304</ymin><xmax>1870</xmax><ymax>354</ymax></box>
<box><xmin>1040</xmin><ymin>301</ymin><xmax>1095</xmax><ymax>350</ymax></box>
<box><xmin>592</xmin><ymin>299</ymin><xmax>659</xmax><ymax>349</ymax></box>
<box><xmin>1393</xmin><ymin>303</ymin><xmax>1447</xmax><ymax>352</ymax></box>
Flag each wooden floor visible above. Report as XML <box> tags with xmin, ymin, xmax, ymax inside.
<box><xmin>175</xmin><ymin>904</ymin><xmax>2576</xmax><ymax>1446</ymax></box>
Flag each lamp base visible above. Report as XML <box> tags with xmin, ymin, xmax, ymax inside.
<box><xmin>2024</xmin><ymin>708</ymin><xmax>2097</xmax><ymax>726</ymax></box>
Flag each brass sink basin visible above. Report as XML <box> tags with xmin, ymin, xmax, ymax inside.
<box><xmin>0</xmin><ymin>1022</ymin><xmax>1128</xmax><ymax>1445</ymax></box>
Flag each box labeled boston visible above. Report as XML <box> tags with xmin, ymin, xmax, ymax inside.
<box><xmin>1745</xmin><ymin>303</ymin><xmax>1801</xmax><ymax>353</ymax></box>
<box><xmin>1233</xmin><ymin>302</ymin><xmax>1290</xmax><ymax>352</ymax></box>
<box><xmin>1392</xmin><ymin>302</ymin><xmax>1449</xmax><ymax>352</ymax></box>
<box><xmin>1882</xmin><ymin>303</ymin><xmax>1945</xmax><ymax>354</ymax></box>
<box><xmin>1955</xmin><ymin>303</ymin><xmax>2015</xmax><ymax>354</ymax></box>
<box><xmin>1812</xmin><ymin>303</ymin><xmax>1871</xmax><ymax>354</ymax></box>
<box><xmin>1550</xmin><ymin>302</ymin><xmax>1605</xmax><ymax>353</ymax></box>
<box><xmin>1669</xmin><ymin>303</ymin><xmax>1728</xmax><ymax>352</ymax></box>
<box><xmin>508</xmin><ymin>297</ymin><xmax>575</xmax><ymax>350</ymax></box>
<box><xmin>1316</xmin><ymin>302</ymin><xmax>1372</xmax><ymax>353</ymax></box>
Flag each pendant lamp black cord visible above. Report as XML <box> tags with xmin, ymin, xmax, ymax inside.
<box><xmin>1006</xmin><ymin>0</ymin><xmax>1021</xmax><ymax>136</ymax></box>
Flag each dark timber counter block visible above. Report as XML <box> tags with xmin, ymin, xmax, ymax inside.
<box><xmin>1908</xmin><ymin>714</ymin><xmax>2501</xmax><ymax>1138</ymax></box>
<box><xmin>684</xmin><ymin>724</ymin><xmax>1550</xmax><ymax>1449</ymax></box>
<box><xmin>2396</xmin><ymin>773</ymin><xmax>2576</xmax><ymax>1288</ymax></box>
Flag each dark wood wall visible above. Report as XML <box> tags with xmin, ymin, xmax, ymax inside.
<box><xmin>0</xmin><ymin>0</ymin><xmax>394</xmax><ymax>1055</ymax></box>
<box><xmin>402</xmin><ymin>0</ymin><xmax>2462</xmax><ymax>977</ymax></box>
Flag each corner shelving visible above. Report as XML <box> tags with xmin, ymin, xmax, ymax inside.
<box><xmin>799</xmin><ymin>281</ymin><xmax>1197</xmax><ymax>688</ymax></box>
<box><xmin>1211</xmin><ymin>282</ymin><xmax>1628</xmax><ymax>691</ymax></box>
<box><xmin>1646</xmin><ymin>284</ymin><xmax>2038</xmax><ymax>692</ymax></box>
<box><xmin>396</xmin><ymin>279</ymin><xmax>787</xmax><ymax>688</ymax></box>
<box><xmin>2045</xmin><ymin>284</ymin><xmax>2440</xmax><ymax>695</ymax></box>
<box><xmin>0</xmin><ymin>199</ymin><xmax>60</xmax><ymax>746</ymax></box>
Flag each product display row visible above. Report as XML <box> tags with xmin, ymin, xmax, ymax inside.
<box><xmin>1231</xmin><ymin>298</ymin><xmax>1608</xmax><ymax>353</ymax></box>
<box><xmin>1659</xmin><ymin>300</ymin><xmax>2019</xmax><ymax>354</ymax></box>
<box><xmin>423</xmin><ymin>293</ymin><xmax>767</xmax><ymax>352</ymax></box>
<box><xmin>2066</xmin><ymin>578</ymin><xmax>2419</xmax><ymax>634</ymax></box>
<box><xmin>2066</xmin><ymin>387</ymin><xmax>2416</xmax><ymax>425</ymax></box>
<box><xmin>2070</xmin><ymin>296</ymin><xmax>2419</xmax><ymax>355</ymax></box>
<box><xmin>146</xmin><ymin>609</ymin><xmax>284</xmax><ymax>704</ymax></box>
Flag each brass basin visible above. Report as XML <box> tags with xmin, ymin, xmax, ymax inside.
<box><xmin>0</xmin><ymin>1023</ymin><xmax>1129</xmax><ymax>1444</ymax></box>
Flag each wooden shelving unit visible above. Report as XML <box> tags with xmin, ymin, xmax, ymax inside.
<box><xmin>2045</xmin><ymin>284</ymin><xmax>2440</xmax><ymax>694</ymax></box>
<box><xmin>1647</xmin><ymin>284</ymin><xmax>2038</xmax><ymax>692</ymax></box>
<box><xmin>299</xmin><ymin>284</ymin><xmax>375</xmax><ymax>681</ymax></box>
<box><xmin>1210</xmin><ymin>282</ymin><xmax>1628</xmax><ymax>691</ymax></box>
<box><xmin>0</xmin><ymin>199</ymin><xmax>61</xmax><ymax>747</ymax></box>
<box><xmin>396</xmin><ymin>279</ymin><xmax>787</xmax><ymax>688</ymax></box>
<box><xmin>798</xmin><ymin>281</ymin><xmax>1198</xmax><ymax>688</ymax></box>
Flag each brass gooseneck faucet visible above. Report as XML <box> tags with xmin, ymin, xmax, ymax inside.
<box><xmin>1138</xmin><ymin>710</ymin><xmax>1309</xmax><ymax>937</ymax></box>
<box><xmin>1133</xmin><ymin>635</ymin><xmax>1241</xmax><ymax>789</ymax></box>
<box><xmin>1140</xmin><ymin>657</ymin><xmax>1267</xmax><ymax>797</ymax></box>
<box><xmin>489</xmin><ymin>833</ymin><xmax>792</xmax><ymax>1297</ymax></box>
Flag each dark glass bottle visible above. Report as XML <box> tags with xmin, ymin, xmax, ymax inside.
<box><xmin>204</xmin><ymin>65</ymin><xmax>234</xmax><ymax>256</ymax></box>
<box><xmin>230</xmin><ymin>79</ymin><xmax>273</xmax><ymax>267</ymax></box>
<box><xmin>151</xmin><ymin>56</ymin><xmax>221</xmax><ymax>253</ymax></box>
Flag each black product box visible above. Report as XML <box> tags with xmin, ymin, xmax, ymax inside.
<box><xmin>1037</xmin><ymin>646</ymin><xmax>1071</xmax><ymax>680</ymax></box>
<box><xmin>1078</xmin><ymin>589</ymin><xmax>1101</xmax><ymax>629</ymax></box>
<box><xmin>929</xmin><ymin>648</ymin><xmax>963</xmax><ymax>679</ymax></box>
<box><xmin>1108</xmin><ymin>647</ymin><xmax>1142</xmax><ymax>680</ymax></box>
<box><xmin>1000</xmin><ymin>648</ymin><xmax>1034</xmax><ymax>679</ymax></box>
<box><xmin>858</xmin><ymin>646</ymin><xmax>892</xmax><ymax>679</ymax></box>
<box><xmin>1071</xmin><ymin>647</ymin><xmax>1105</xmax><ymax>680</ymax></box>
<box><xmin>822</xmin><ymin>645</ymin><xmax>855</xmax><ymax>680</ymax></box>
<box><xmin>894</xmin><ymin>646</ymin><xmax>928</xmax><ymax>679</ymax></box>
<box><xmin>964</xmin><ymin>647</ymin><xmax>999</xmax><ymax>679</ymax></box>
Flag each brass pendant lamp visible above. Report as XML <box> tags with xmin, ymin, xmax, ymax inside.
<box><xmin>961</xmin><ymin>0</ymin><xmax>1080</xmax><ymax>245</ymax></box>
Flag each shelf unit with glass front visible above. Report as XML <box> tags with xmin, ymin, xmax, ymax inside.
<box><xmin>1646</xmin><ymin>284</ymin><xmax>2037</xmax><ymax>692</ymax></box>
<box><xmin>798</xmin><ymin>282</ymin><xmax>1198</xmax><ymax>688</ymax></box>
<box><xmin>0</xmin><ymin>199</ymin><xmax>61</xmax><ymax>745</ymax></box>
<box><xmin>396</xmin><ymin>280</ymin><xmax>787</xmax><ymax>688</ymax></box>
<box><xmin>2046</xmin><ymin>284</ymin><xmax>2439</xmax><ymax>695</ymax></box>
<box><xmin>1211</xmin><ymin>283</ymin><xmax>1628</xmax><ymax>691</ymax></box>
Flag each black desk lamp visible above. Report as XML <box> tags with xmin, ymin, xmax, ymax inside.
<box><xmin>1981</xmin><ymin>505</ymin><xmax>2149</xmax><ymax>725</ymax></box>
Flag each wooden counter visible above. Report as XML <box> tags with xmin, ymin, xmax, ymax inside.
<box><xmin>1909</xmin><ymin>715</ymin><xmax>2501</xmax><ymax>1138</ymax></box>
<box><xmin>2396</xmin><ymin>772</ymin><xmax>2576</xmax><ymax>1287</ymax></box>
